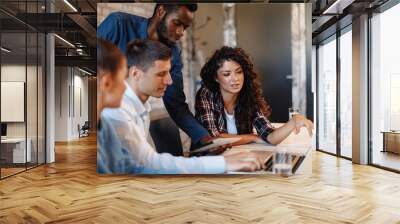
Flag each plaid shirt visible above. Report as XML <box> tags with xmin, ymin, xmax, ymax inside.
<box><xmin>195</xmin><ymin>85</ymin><xmax>275</xmax><ymax>143</ymax></box>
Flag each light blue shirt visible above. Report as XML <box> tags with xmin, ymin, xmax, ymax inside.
<box><xmin>97</xmin><ymin>116</ymin><xmax>139</xmax><ymax>174</ymax></box>
<box><xmin>102</xmin><ymin>83</ymin><xmax>226</xmax><ymax>174</ymax></box>
<box><xmin>97</xmin><ymin>115</ymin><xmax>181</xmax><ymax>174</ymax></box>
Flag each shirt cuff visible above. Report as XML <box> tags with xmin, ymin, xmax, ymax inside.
<box><xmin>199</xmin><ymin>156</ymin><xmax>226</xmax><ymax>174</ymax></box>
<box><xmin>260</xmin><ymin>127</ymin><xmax>275</xmax><ymax>144</ymax></box>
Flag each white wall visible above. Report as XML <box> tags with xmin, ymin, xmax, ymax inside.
<box><xmin>72</xmin><ymin>73</ymin><xmax>89</xmax><ymax>138</ymax></box>
<box><xmin>1</xmin><ymin>65</ymin><xmax>26</xmax><ymax>142</ymax></box>
<box><xmin>1</xmin><ymin>65</ymin><xmax>39</xmax><ymax>138</ymax></box>
<box><xmin>54</xmin><ymin>66</ymin><xmax>68</xmax><ymax>141</ymax></box>
<box><xmin>54</xmin><ymin>67</ymin><xmax>89</xmax><ymax>141</ymax></box>
<box><xmin>1</xmin><ymin>64</ymin><xmax>46</xmax><ymax>164</ymax></box>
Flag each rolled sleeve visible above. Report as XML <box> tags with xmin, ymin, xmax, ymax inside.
<box><xmin>253</xmin><ymin>109</ymin><xmax>275</xmax><ymax>143</ymax></box>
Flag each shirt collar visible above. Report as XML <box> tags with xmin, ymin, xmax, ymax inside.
<box><xmin>124</xmin><ymin>81</ymin><xmax>151</xmax><ymax>117</ymax></box>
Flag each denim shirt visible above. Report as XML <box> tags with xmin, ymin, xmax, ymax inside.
<box><xmin>97</xmin><ymin>12</ymin><xmax>209</xmax><ymax>143</ymax></box>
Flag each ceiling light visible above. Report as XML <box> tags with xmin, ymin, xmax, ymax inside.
<box><xmin>78</xmin><ymin>67</ymin><xmax>92</xmax><ymax>76</ymax></box>
<box><xmin>54</xmin><ymin>34</ymin><xmax>75</xmax><ymax>48</ymax></box>
<box><xmin>322</xmin><ymin>0</ymin><xmax>354</xmax><ymax>15</ymax></box>
<box><xmin>76</xmin><ymin>48</ymin><xmax>86</xmax><ymax>55</ymax></box>
<box><xmin>63</xmin><ymin>0</ymin><xmax>78</xmax><ymax>12</ymax></box>
<box><xmin>1</xmin><ymin>47</ymin><xmax>11</xmax><ymax>53</ymax></box>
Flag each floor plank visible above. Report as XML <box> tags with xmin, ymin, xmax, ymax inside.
<box><xmin>0</xmin><ymin>135</ymin><xmax>400</xmax><ymax>223</ymax></box>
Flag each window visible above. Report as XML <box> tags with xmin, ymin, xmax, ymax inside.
<box><xmin>339</xmin><ymin>27</ymin><xmax>352</xmax><ymax>158</ymax></box>
<box><xmin>370</xmin><ymin>2</ymin><xmax>400</xmax><ymax>171</ymax></box>
<box><xmin>317</xmin><ymin>35</ymin><xmax>337</xmax><ymax>154</ymax></box>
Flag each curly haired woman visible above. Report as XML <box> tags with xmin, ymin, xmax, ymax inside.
<box><xmin>195</xmin><ymin>46</ymin><xmax>313</xmax><ymax>147</ymax></box>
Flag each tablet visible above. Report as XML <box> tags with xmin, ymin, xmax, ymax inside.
<box><xmin>189</xmin><ymin>137</ymin><xmax>241</xmax><ymax>155</ymax></box>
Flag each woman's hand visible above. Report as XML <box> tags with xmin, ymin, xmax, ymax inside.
<box><xmin>267</xmin><ymin>114</ymin><xmax>314</xmax><ymax>145</ymax></box>
<box><xmin>290</xmin><ymin>114</ymin><xmax>314</xmax><ymax>136</ymax></box>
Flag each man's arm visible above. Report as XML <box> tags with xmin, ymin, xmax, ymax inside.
<box><xmin>163</xmin><ymin>48</ymin><xmax>209</xmax><ymax>143</ymax></box>
<box><xmin>97</xmin><ymin>13</ymin><xmax>119</xmax><ymax>42</ymax></box>
<box><xmin>102</xmin><ymin>108</ymin><xmax>226</xmax><ymax>174</ymax></box>
<box><xmin>111</xmin><ymin>115</ymin><xmax>265</xmax><ymax>174</ymax></box>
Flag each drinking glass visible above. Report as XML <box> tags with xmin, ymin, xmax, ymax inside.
<box><xmin>273</xmin><ymin>148</ymin><xmax>292</xmax><ymax>176</ymax></box>
<box><xmin>289</xmin><ymin>107</ymin><xmax>300</xmax><ymax>120</ymax></box>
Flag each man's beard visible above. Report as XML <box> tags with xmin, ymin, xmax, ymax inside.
<box><xmin>156</xmin><ymin>18</ymin><xmax>175</xmax><ymax>47</ymax></box>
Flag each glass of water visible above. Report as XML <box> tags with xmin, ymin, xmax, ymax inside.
<box><xmin>288</xmin><ymin>107</ymin><xmax>300</xmax><ymax>120</ymax></box>
<box><xmin>273</xmin><ymin>148</ymin><xmax>292</xmax><ymax>176</ymax></box>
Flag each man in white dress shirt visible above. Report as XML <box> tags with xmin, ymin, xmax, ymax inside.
<box><xmin>102</xmin><ymin>39</ymin><xmax>266</xmax><ymax>174</ymax></box>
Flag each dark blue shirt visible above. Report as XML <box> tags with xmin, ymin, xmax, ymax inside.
<box><xmin>97</xmin><ymin>12</ymin><xmax>209</xmax><ymax>143</ymax></box>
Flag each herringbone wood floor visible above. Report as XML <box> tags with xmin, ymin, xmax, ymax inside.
<box><xmin>0</xmin><ymin>135</ymin><xmax>400</xmax><ymax>224</ymax></box>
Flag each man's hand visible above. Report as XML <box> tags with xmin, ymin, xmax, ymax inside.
<box><xmin>153</xmin><ymin>5</ymin><xmax>166</xmax><ymax>23</ymax></box>
<box><xmin>208</xmin><ymin>144</ymin><xmax>232</xmax><ymax>155</ymax></box>
<box><xmin>224</xmin><ymin>151</ymin><xmax>266</xmax><ymax>172</ymax></box>
<box><xmin>147</xmin><ymin>5</ymin><xmax>167</xmax><ymax>41</ymax></box>
<box><xmin>198</xmin><ymin>134</ymin><xmax>232</xmax><ymax>155</ymax></box>
<box><xmin>200</xmin><ymin>135</ymin><xmax>216</xmax><ymax>144</ymax></box>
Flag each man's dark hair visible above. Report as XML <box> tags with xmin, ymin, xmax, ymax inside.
<box><xmin>152</xmin><ymin>3</ymin><xmax>198</xmax><ymax>17</ymax></box>
<box><xmin>126</xmin><ymin>39</ymin><xmax>172</xmax><ymax>72</ymax></box>
<box><xmin>97</xmin><ymin>38</ymin><xmax>124</xmax><ymax>78</ymax></box>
